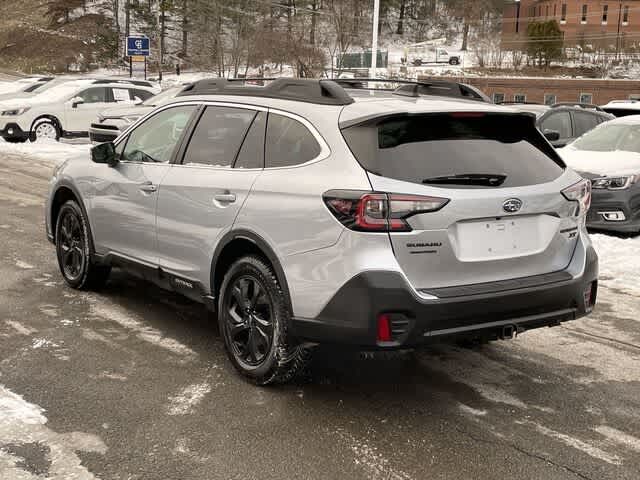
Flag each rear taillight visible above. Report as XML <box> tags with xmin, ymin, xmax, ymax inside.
<box><xmin>323</xmin><ymin>190</ymin><xmax>449</xmax><ymax>232</ymax></box>
<box><xmin>561</xmin><ymin>179</ymin><xmax>591</xmax><ymax>217</ymax></box>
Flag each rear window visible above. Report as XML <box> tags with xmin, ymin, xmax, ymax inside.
<box><xmin>342</xmin><ymin>113</ymin><xmax>565</xmax><ymax>188</ymax></box>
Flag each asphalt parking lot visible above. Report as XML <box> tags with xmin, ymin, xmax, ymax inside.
<box><xmin>1</xmin><ymin>152</ymin><xmax>639</xmax><ymax>480</ymax></box>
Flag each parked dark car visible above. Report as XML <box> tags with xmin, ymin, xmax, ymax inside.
<box><xmin>500</xmin><ymin>102</ymin><xmax>614</xmax><ymax>148</ymax></box>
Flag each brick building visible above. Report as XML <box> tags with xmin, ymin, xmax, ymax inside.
<box><xmin>423</xmin><ymin>76</ymin><xmax>640</xmax><ymax>105</ymax></box>
<box><xmin>502</xmin><ymin>1</ymin><xmax>640</xmax><ymax>51</ymax></box>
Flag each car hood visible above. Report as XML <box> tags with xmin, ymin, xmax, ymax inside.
<box><xmin>97</xmin><ymin>104</ymin><xmax>154</xmax><ymax>119</ymax></box>
<box><xmin>558</xmin><ymin>147</ymin><xmax>640</xmax><ymax>177</ymax></box>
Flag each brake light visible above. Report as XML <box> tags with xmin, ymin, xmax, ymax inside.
<box><xmin>561</xmin><ymin>179</ymin><xmax>591</xmax><ymax>217</ymax></box>
<box><xmin>323</xmin><ymin>190</ymin><xmax>449</xmax><ymax>232</ymax></box>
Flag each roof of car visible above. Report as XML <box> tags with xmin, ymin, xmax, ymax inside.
<box><xmin>602</xmin><ymin>100</ymin><xmax>640</xmax><ymax>110</ymax></box>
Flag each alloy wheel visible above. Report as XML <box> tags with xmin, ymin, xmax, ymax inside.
<box><xmin>35</xmin><ymin>122</ymin><xmax>58</xmax><ymax>140</ymax></box>
<box><xmin>225</xmin><ymin>275</ymin><xmax>274</xmax><ymax>367</ymax></box>
<box><xmin>58</xmin><ymin>211</ymin><xmax>85</xmax><ymax>281</ymax></box>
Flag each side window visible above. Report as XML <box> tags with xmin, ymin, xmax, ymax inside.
<box><xmin>122</xmin><ymin>105</ymin><xmax>195</xmax><ymax>163</ymax></box>
<box><xmin>182</xmin><ymin>106</ymin><xmax>256</xmax><ymax>167</ymax></box>
<box><xmin>492</xmin><ymin>93</ymin><xmax>505</xmax><ymax>104</ymax></box>
<box><xmin>77</xmin><ymin>87</ymin><xmax>109</xmax><ymax>104</ymax></box>
<box><xmin>573</xmin><ymin>112</ymin><xmax>599</xmax><ymax>136</ymax></box>
<box><xmin>265</xmin><ymin>113</ymin><xmax>321</xmax><ymax>168</ymax></box>
<box><xmin>540</xmin><ymin>112</ymin><xmax>572</xmax><ymax>138</ymax></box>
<box><xmin>235</xmin><ymin>111</ymin><xmax>266</xmax><ymax>169</ymax></box>
<box><xmin>131</xmin><ymin>89</ymin><xmax>154</xmax><ymax>102</ymax></box>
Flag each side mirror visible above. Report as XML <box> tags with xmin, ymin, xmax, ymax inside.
<box><xmin>71</xmin><ymin>96</ymin><xmax>85</xmax><ymax>108</ymax></box>
<box><xmin>543</xmin><ymin>129</ymin><xmax>561</xmax><ymax>142</ymax></box>
<box><xmin>91</xmin><ymin>142</ymin><xmax>118</xmax><ymax>167</ymax></box>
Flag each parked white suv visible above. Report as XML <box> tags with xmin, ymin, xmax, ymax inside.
<box><xmin>0</xmin><ymin>79</ymin><xmax>158</xmax><ymax>142</ymax></box>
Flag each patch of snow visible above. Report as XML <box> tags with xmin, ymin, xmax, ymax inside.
<box><xmin>89</xmin><ymin>299</ymin><xmax>197</xmax><ymax>359</ymax></box>
<box><xmin>458</xmin><ymin>404</ymin><xmax>488</xmax><ymax>416</ymax></box>
<box><xmin>5</xmin><ymin>320</ymin><xmax>36</xmax><ymax>336</ymax></box>
<box><xmin>15</xmin><ymin>260</ymin><xmax>34</xmax><ymax>270</ymax></box>
<box><xmin>166</xmin><ymin>382</ymin><xmax>212</xmax><ymax>415</ymax></box>
<box><xmin>591</xmin><ymin>234</ymin><xmax>640</xmax><ymax>296</ymax></box>
<box><xmin>595</xmin><ymin>425</ymin><xmax>640</xmax><ymax>453</ymax></box>
<box><xmin>0</xmin><ymin>138</ymin><xmax>90</xmax><ymax>167</ymax></box>
<box><xmin>517</xmin><ymin>420</ymin><xmax>621</xmax><ymax>465</ymax></box>
<box><xmin>0</xmin><ymin>385</ymin><xmax>46</xmax><ymax>425</ymax></box>
<box><xmin>31</xmin><ymin>338</ymin><xmax>59</xmax><ymax>349</ymax></box>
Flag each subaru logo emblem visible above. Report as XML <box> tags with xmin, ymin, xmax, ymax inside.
<box><xmin>502</xmin><ymin>198</ymin><xmax>523</xmax><ymax>213</ymax></box>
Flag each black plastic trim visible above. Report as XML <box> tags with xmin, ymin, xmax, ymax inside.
<box><xmin>210</xmin><ymin>229</ymin><xmax>292</xmax><ymax>312</ymax></box>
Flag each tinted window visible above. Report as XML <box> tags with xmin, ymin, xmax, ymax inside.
<box><xmin>235</xmin><ymin>111</ymin><xmax>266</xmax><ymax>169</ymax></box>
<box><xmin>573</xmin><ymin>112</ymin><xmax>599</xmax><ymax>136</ymax></box>
<box><xmin>183</xmin><ymin>106</ymin><xmax>256</xmax><ymax>167</ymax></box>
<box><xmin>493</xmin><ymin>93</ymin><xmax>505</xmax><ymax>103</ymax></box>
<box><xmin>78</xmin><ymin>87</ymin><xmax>109</xmax><ymax>103</ymax></box>
<box><xmin>265</xmin><ymin>114</ymin><xmax>321</xmax><ymax>168</ymax></box>
<box><xmin>540</xmin><ymin>111</ymin><xmax>572</xmax><ymax>138</ymax></box>
<box><xmin>122</xmin><ymin>106</ymin><xmax>195</xmax><ymax>163</ymax></box>
<box><xmin>132</xmin><ymin>89</ymin><xmax>154</xmax><ymax>101</ymax></box>
<box><xmin>342</xmin><ymin>113</ymin><xmax>564</xmax><ymax>189</ymax></box>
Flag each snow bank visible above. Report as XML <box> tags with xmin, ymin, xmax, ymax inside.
<box><xmin>0</xmin><ymin>138</ymin><xmax>90</xmax><ymax>166</ymax></box>
<box><xmin>590</xmin><ymin>233</ymin><xmax>640</xmax><ymax>295</ymax></box>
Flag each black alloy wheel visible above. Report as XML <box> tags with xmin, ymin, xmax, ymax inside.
<box><xmin>57</xmin><ymin>208</ymin><xmax>86</xmax><ymax>282</ymax></box>
<box><xmin>225</xmin><ymin>275</ymin><xmax>274</xmax><ymax>367</ymax></box>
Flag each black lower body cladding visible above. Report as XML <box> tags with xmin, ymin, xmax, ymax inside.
<box><xmin>291</xmin><ymin>246</ymin><xmax>598</xmax><ymax>348</ymax></box>
<box><xmin>587</xmin><ymin>187</ymin><xmax>640</xmax><ymax>233</ymax></box>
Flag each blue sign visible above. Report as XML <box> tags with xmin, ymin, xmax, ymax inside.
<box><xmin>126</xmin><ymin>36</ymin><xmax>150</xmax><ymax>57</ymax></box>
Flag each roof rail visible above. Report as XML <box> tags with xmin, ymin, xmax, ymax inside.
<box><xmin>551</xmin><ymin>102</ymin><xmax>605</xmax><ymax>112</ymax></box>
<box><xmin>335</xmin><ymin>77</ymin><xmax>491</xmax><ymax>102</ymax></box>
<box><xmin>178</xmin><ymin>77</ymin><xmax>354</xmax><ymax>105</ymax></box>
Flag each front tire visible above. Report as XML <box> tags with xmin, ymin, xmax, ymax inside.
<box><xmin>32</xmin><ymin>119</ymin><xmax>60</xmax><ymax>142</ymax></box>
<box><xmin>55</xmin><ymin>200</ymin><xmax>110</xmax><ymax>290</ymax></box>
<box><xmin>218</xmin><ymin>255</ymin><xmax>310</xmax><ymax>385</ymax></box>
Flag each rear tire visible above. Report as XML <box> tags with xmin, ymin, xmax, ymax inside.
<box><xmin>218</xmin><ymin>255</ymin><xmax>310</xmax><ymax>385</ymax></box>
<box><xmin>55</xmin><ymin>200</ymin><xmax>111</xmax><ymax>290</ymax></box>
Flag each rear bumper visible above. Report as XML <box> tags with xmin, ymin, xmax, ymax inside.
<box><xmin>291</xmin><ymin>244</ymin><xmax>598</xmax><ymax>348</ymax></box>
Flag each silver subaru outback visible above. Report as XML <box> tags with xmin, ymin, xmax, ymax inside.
<box><xmin>45</xmin><ymin>78</ymin><xmax>598</xmax><ymax>384</ymax></box>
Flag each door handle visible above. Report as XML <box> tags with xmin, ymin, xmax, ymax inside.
<box><xmin>213</xmin><ymin>193</ymin><xmax>236</xmax><ymax>203</ymax></box>
<box><xmin>139</xmin><ymin>182</ymin><xmax>158</xmax><ymax>193</ymax></box>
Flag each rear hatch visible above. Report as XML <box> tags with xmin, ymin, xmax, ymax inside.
<box><xmin>341</xmin><ymin>111</ymin><xmax>582</xmax><ymax>290</ymax></box>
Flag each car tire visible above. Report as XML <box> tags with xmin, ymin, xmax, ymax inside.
<box><xmin>4</xmin><ymin>137</ymin><xmax>26</xmax><ymax>143</ymax></box>
<box><xmin>55</xmin><ymin>200</ymin><xmax>111</xmax><ymax>290</ymax></box>
<box><xmin>218</xmin><ymin>255</ymin><xmax>311</xmax><ymax>385</ymax></box>
<box><xmin>449</xmin><ymin>58</ymin><xmax>460</xmax><ymax>65</ymax></box>
<box><xmin>32</xmin><ymin>118</ymin><xmax>60</xmax><ymax>142</ymax></box>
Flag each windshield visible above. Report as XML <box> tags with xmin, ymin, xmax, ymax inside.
<box><xmin>143</xmin><ymin>86</ymin><xmax>180</xmax><ymax>106</ymax></box>
<box><xmin>571</xmin><ymin>123</ymin><xmax>640</xmax><ymax>153</ymax></box>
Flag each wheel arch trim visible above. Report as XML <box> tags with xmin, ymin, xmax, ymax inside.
<box><xmin>50</xmin><ymin>180</ymin><xmax>95</xmax><ymax>250</ymax></box>
<box><xmin>210</xmin><ymin>229</ymin><xmax>292</xmax><ymax>311</ymax></box>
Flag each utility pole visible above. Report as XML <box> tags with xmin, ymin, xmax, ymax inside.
<box><xmin>159</xmin><ymin>3</ymin><xmax>166</xmax><ymax>81</ymax></box>
<box><xmin>370</xmin><ymin>0</ymin><xmax>380</xmax><ymax>78</ymax></box>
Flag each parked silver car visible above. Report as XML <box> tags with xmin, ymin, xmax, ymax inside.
<box><xmin>45</xmin><ymin>78</ymin><xmax>598</xmax><ymax>384</ymax></box>
<box><xmin>559</xmin><ymin>115</ymin><xmax>640</xmax><ymax>233</ymax></box>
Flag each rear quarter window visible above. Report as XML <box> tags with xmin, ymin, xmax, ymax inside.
<box><xmin>265</xmin><ymin>113</ymin><xmax>321</xmax><ymax>168</ymax></box>
<box><xmin>342</xmin><ymin>113</ymin><xmax>565</xmax><ymax>188</ymax></box>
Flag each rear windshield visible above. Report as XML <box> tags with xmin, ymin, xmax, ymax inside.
<box><xmin>342</xmin><ymin>113</ymin><xmax>565</xmax><ymax>188</ymax></box>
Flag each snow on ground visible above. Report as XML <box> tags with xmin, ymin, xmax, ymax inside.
<box><xmin>0</xmin><ymin>138</ymin><xmax>90</xmax><ymax>166</ymax></box>
<box><xmin>590</xmin><ymin>233</ymin><xmax>640</xmax><ymax>296</ymax></box>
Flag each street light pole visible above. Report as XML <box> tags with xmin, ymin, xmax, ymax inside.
<box><xmin>515</xmin><ymin>0</ymin><xmax>521</xmax><ymax>34</ymax></box>
<box><xmin>370</xmin><ymin>0</ymin><xmax>380</xmax><ymax>77</ymax></box>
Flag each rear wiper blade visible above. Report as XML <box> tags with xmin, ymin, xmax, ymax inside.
<box><xmin>422</xmin><ymin>174</ymin><xmax>507</xmax><ymax>187</ymax></box>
